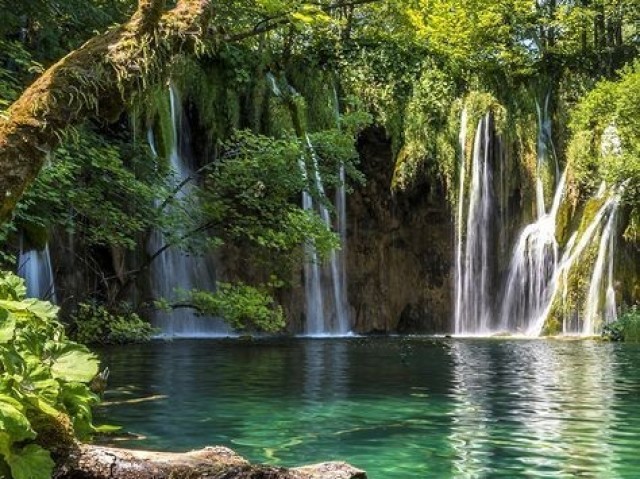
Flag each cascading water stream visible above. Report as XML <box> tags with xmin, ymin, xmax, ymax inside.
<box><xmin>455</xmin><ymin>93</ymin><xmax>623</xmax><ymax>337</ymax></box>
<box><xmin>335</xmin><ymin>161</ymin><xmax>350</xmax><ymax>332</ymax></box>
<box><xmin>266</xmin><ymin>73</ymin><xmax>350</xmax><ymax>335</ymax></box>
<box><xmin>303</xmin><ymin>135</ymin><xmax>350</xmax><ymax>336</ymax></box>
<box><xmin>298</xmin><ymin>155</ymin><xmax>326</xmax><ymax>335</ymax></box>
<box><xmin>454</xmin><ymin>108</ymin><xmax>468</xmax><ymax>335</ymax></box>
<box><xmin>333</xmin><ymin>84</ymin><xmax>351</xmax><ymax>336</ymax></box>
<box><xmin>583</xmin><ymin>195</ymin><xmax>621</xmax><ymax>334</ymax></box>
<box><xmin>17</xmin><ymin>237</ymin><xmax>57</xmax><ymax>302</ymax></box>
<box><xmin>604</xmin><ymin>224</ymin><xmax>618</xmax><ymax>324</ymax></box>
<box><xmin>498</xmin><ymin>170</ymin><xmax>566</xmax><ymax>333</ymax></box>
<box><xmin>455</xmin><ymin>113</ymin><xmax>494</xmax><ymax>335</ymax></box>
<box><xmin>528</xmin><ymin>193</ymin><xmax>621</xmax><ymax>336</ymax></box>
<box><xmin>148</xmin><ymin>85</ymin><xmax>229</xmax><ymax>337</ymax></box>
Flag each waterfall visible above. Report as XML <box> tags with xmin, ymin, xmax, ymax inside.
<box><xmin>17</xmin><ymin>237</ymin><xmax>57</xmax><ymax>302</ymax></box>
<box><xmin>454</xmin><ymin>108</ymin><xmax>468</xmax><ymax>335</ymax></box>
<box><xmin>333</xmin><ymin>84</ymin><xmax>351</xmax><ymax>336</ymax></box>
<box><xmin>300</xmin><ymin>136</ymin><xmax>351</xmax><ymax>336</ymax></box>
<box><xmin>455</xmin><ymin>93</ymin><xmax>622</xmax><ymax>337</ymax></box>
<box><xmin>528</xmin><ymin>193</ymin><xmax>621</xmax><ymax>336</ymax></box>
<box><xmin>454</xmin><ymin>113</ymin><xmax>494</xmax><ymax>335</ymax></box>
<box><xmin>604</xmin><ymin>221</ymin><xmax>618</xmax><ymax>324</ymax></box>
<box><xmin>335</xmin><ymin>162</ymin><xmax>350</xmax><ymax>333</ymax></box>
<box><xmin>264</xmin><ymin>73</ymin><xmax>350</xmax><ymax>335</ymax></box>
<box><xmin>299</xmin><ymin>155</ymin><xmax>326</xmax><ymax>335</ymax></box>
<box><xmin>498</xmin><ymin>171</ymin><xmax>566</xmax><ymax>333</ymax></box>
<box><xmin>583</xmin><ymin>197</ymin><xmax>620</xmax><ymax>334</ymax></box>
<box><xmin>148</xmin><ymin>85</ymin><xmax>230</xmax><ymax>337</ymax></box>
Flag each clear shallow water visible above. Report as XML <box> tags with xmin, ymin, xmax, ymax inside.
<box><xmin>97</xmin><ymin>338</ymin><xmax>640</xmax><ymax>478</ymax></box>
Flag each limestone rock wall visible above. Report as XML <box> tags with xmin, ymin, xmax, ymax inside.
<box><xmin>346</xmin><ymin>127</ymin><xmax>453</xmax><ymax>334</ymax></box>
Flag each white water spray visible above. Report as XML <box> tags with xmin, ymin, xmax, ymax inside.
<box><xmin>455</xmin><ymin>93</ymin><xmax>622</xmax><ymax>337</ymax></box>
<box><xmin>527</xmin><ymin>194</ymin><xmax>620</xmax><ymax>336</ymax></box>
<box><xmin>499</xmin><ymin>170</ymin><xmax>566</xmax><ymax>333</ymax></box>
<box><xmin>454</xmin><ymin>108</ymin><xmax>468</xmax><ymax>335</ymax></box>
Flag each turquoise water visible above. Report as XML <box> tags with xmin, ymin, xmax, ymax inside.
<box><xmin>97</xmin><ymin>338</ymin><xmax>640</xmax><ymax>478</ymax></box>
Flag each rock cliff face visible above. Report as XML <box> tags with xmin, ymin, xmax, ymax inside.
<box><xmin>346</xmin><ymin>128</ymin><xmax>453</xmax><ymax>334</ymax></box>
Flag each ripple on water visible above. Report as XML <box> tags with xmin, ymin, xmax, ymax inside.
<box><xmin>97</xmin><ymin>338</ymin><xmax>640</xmax><ymax>478</ymax></box>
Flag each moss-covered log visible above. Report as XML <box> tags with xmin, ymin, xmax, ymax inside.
<box><xmin>0</xmin><ymin>0</ymin><xmax>212</xmax><ymax>222</ymax></box>
<box><xmin>55</xmin><ymin>445</ymin><xmax>367</xmax><ymax>479</ymax></box>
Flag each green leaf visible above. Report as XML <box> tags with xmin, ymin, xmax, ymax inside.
<box><xmin>50</xmin><ymin>345</ymin><xmax>99</xmax><ymax>383</ymax></box>
<box><xmin>0</xmin><ymin>299</ymin><xmax>58</xmax><ymax>321</ymax></box>
<box><xmin>0</xmin><ymin>311</ymin><xmax>15</xmax><ymax>343</ymax></box>
<box><xmin>6</xmin><ymin>444</ymin><xmax>54</xmax><ymax>479</ymax></box>
<box><xmin>0</xmin><ymin>398</ymin><xmax>34</xmax><ymax>443</ymax></box>
<box><xmin>0</xmin><ymin>273</ymin><xmax>26</xmax><ymax>301</ymax></box>
<box><xmin>0</xmin><ymin>432</ymin><xmax>13</xmax><ymax>457</ymax></box>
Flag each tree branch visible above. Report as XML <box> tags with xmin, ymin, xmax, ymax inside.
<box><xmin>0</xmin><ymin>0</ymin><xmax>381</xmax><ymax>224</ymax></box>
<box><xmin>225</xmin><ymin>0</ymin><xmax>382</xmax><ymax>42</ymax></box>
<box><xmin>0</xmin><ymin>0</ymin><xmax>213</xmax><ymax>222</ymax></box>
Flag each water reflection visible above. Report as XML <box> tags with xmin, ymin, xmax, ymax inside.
<box><xmin>303</xmin><ymin>340</ymin><xmax>349</xmax><ymax>403</ymax></box>
<box><xmin>99</xmin><ymin>339</ymin><xmax>640</xmax><ymax>479</ymax></box>
<box><xmin>449</xmin><ymin>340</ymin><xmax>619</xmax><ymax>477</ymax></box>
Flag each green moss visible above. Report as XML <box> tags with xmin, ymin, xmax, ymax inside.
<box><xmin>555</xmin><ymin>195</ymin><xmax>574</xmax><ymax>247</ymax></box>
<box><xmin>22</xmin><ymin>223</ymin><xmax>49</xmax><ymax>250</ymax></box>
<box><xmin>542</xmin><ymin>312</ymin><xmax>562</xmax><ymax>336</ymax></box>
<box><xmin>287</xmin><ymin>63</ymin><xmax>337</xmax><ymax>132</ymax></box>
<box><xmin>266</xmin><ymin>98</ymin><xmax>296</xmax><ymax>138</ymax></box>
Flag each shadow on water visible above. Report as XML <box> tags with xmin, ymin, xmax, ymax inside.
<box><xmin>96</xmin><ymin>338</ymin><xmax>640</xmax><ymax>478</ymax></box>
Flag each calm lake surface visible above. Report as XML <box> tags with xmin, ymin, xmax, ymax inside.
<box><xmin>97</xmin><ymin>338</ymin><xmax>640</xmax><ymax>478</ymax></box>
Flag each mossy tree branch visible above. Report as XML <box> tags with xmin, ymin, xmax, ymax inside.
<box><xmin>0</xmin><ymin>0</ymin><xmax>382</xmax><ymax>223</ymax></box>
<box><xmin>0</xmin><ymin>0</ymin><xmax>212</xmax><ymax>222</ymax></box>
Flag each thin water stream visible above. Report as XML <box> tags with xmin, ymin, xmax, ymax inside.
<box><xmin>98</xmin><ymin>338</ymin><xmax>640</xmax><ymax>478</ymax></box>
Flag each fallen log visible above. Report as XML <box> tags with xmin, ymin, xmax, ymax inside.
<box><xmin>54</xmin><ymin>444</ymin><xmax>367</xmax><ymax>479</ymax></box>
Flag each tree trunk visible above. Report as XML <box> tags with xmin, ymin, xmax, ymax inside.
<box><xmin>0</xmin><ymin>0</ymin><xmax>212</xmax><ymax>222</ymax></box>
<box><xmin>55</xmin><ymin>444</ymin><xmax>367</xmax><ymax>479</ymax></box>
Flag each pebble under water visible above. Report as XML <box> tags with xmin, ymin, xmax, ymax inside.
<box><xmin>97</xmin><ymin>338</ymin><xmax>640</xmax><ymax>478</ymax></box>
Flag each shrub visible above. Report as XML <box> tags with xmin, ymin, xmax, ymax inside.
<box><xmin>602</xmin><ymin>305</ymin><xmax>640</xmax><ymax>342</ymax></box>
<box><xmin>69</xmin><ymin>302</ymin><xmax>158</xmax><ymax>345</ymax></box>
<box><xmin>0</xmin><ymin>272</ymin><xmax>101</xmax><ymax>479</ymax></box>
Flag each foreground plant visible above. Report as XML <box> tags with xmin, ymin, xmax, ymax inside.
<box><xmin>0</xmin><ymin>272</ymin><xmax>102</xmax><ymax>479</ymax></box>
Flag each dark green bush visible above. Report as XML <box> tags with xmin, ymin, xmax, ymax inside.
<box><xmin>69</xmin><ymin>302</ymin><xmax>158</xmax><ymax>345</ymax></box>
<box><xmin>602</xmin><ymin>305</ymin><xmax>640</xmax><ymax>342</ymax></box>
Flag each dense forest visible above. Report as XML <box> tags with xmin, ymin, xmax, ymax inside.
<box><xmin>0</xmin><ymin>0</ymin><xmax>639</xmax><ymax>478</ymax></box>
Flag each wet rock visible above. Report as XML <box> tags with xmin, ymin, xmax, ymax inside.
<box><xmin>55</xmin><ymin>444</ymin><xmax>367</xmax><ymax>479</ymax></box>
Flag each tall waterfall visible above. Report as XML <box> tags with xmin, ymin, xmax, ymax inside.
<box><xmin>148</xmin><ymin>85</ymin><xmax>230</xmax><ymax>337</ymax></box>
<box><xmin>17</xmin><ymin>238</ymin><xmax>57</xmax><ymax>302</ymax></box>
<box><xmin>454</xmin><ymin>108</ymin><xmax>468</xmax><ymax>335</ymax></box>
<box><xmin>454</xmin><ymin>113</ymin><xmax>495</xmax><ymax>335</ymax></box>
<box><xmin>264</xmin><ymin>73</ymin><xmax>350</xmax><ymax>335</ymax></box>
<box><xmin>301</xmin><ymin>136</ymin><xmax>351</xmax><ymax>336</ymax></box>
<box><xmin>455</xmin><ymin>95</ymin><xmax>622</xmax><ymax>337</ymax></box>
